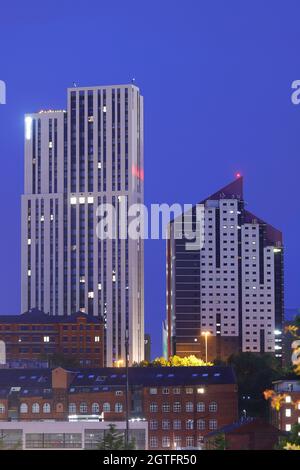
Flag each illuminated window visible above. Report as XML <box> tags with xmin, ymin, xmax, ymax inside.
<box><xmin>286</xmin><ymin>409</ymin><xmax>292</xmax><ymax>417</ymax></box>
<box><xmin>80</xmin><ymin>402</ymin><xmax>87</xmax><ymax>413</ymax></box>
<box><xmin>88</xmin><ymin>292</ymin><xmax>94</xmax><ymax>299</ymax></box>
<box><xmin>209</xmin><ymin>402</ymin><xmax>218</xmax><ymax>412</ymax></box>
<box><xmin>87</xmin><ymin>196</ymin><xmax>94</xmax><ymax>204</ymax></box>
<box><xmin>43</xmin><ymin>403</ymin><xmax>51</xmax><ymax>413</ymax></box>
<box><xmin>94</xmin><ymin>336</ymin><xmax>100</xmax><ymax>343</ymax></box>
<box><xmin>69</xmin><ymin>403</ymin><xmax>76</xmax><ymax>414</ymax></box>
<box><xmin>0</xmin><ymin>403</ymin><xmax>5</xmax><ymax>414</ymax></box>
<box><xmin>285</xmin><ymin>396</ymin><xmax>292</xmax><ymax>403</ymax></box>
<box><xmin>32</xmin><ymin>403</ymin><xmax>40</xmax><ymax>414</ymax></box>
<box><xmin>43</xmin><ymin>336</ymin><xmax>50</xmax><ymax>343</ymax></box>
<box><xmin>92</xmin><ymin>403</ymin><xmax>99</xmax><ymax>414</ymax></box>
<box><xmin>20</xmin><ymin>403</ymin><xmax>28</xmax><ymax>413</ymax></box>
<box><xmin>115</xmin><ymin>403</ymin><xmax>123</xmax><ymax>413</ymax></box>
<box><xmin>103</xmin><ymin>402</ymin><xmax>110</xmax><ymax>413</ymax></box>
<box><xmin>286</xmin><ymin>424</ymin><xmax>292</xmax><ymax>432</ymax></box>
<box><xmin>197</xmin><ymin>402</ymin><xmax>205</xmax><ymax>412</ymax></box>
<box><xmin>70</xmin><ymin>197</ymin><xmax>77</xmax><ymax>205</ymax></box>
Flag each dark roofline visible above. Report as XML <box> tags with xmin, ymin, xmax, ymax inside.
<box><xmin>0</xmin><ymin>309</ymin><xmax>102</xmax><ymax>324</ymax></box>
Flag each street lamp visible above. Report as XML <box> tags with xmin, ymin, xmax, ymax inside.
<box><xmin>201</xmin><ymin>331</ymin><xmax>211</xmax><ymax>363</ymax></box>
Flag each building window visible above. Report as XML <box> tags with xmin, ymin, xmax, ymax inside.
<box><xmin>43</xmin><ymin>336</ymin><xmax>50</xmax><ymax>343</ymax></box>
<box><xmin>149</xmin><ymin>388</ymin><xmax>157</xmax><ymax>395</ymax></box>
<box><xmin>286</xmin><ymin>424</ymin><xmax>292</xmax><ymax>432</ymax></box>
<box><xmin>80</xmin><ymin>402</ymin><xmax>88</xmax><ymax>413</ymax></box>
<box><xmin>173</xmin><ymin>402</ymin><xmax>181</xmax><ymax>413</ymax></box>
<box><xmin>150</xmin><ymin>403</ymin><xmax>158</xmax><ymax>413</ymax></box>
<box><xmin>162</xmin><ymin>436</ymin><xmax>171</xmax><ymax>448</ymax></box>
<box><xmin>173</xmin><ymin>387</ymin><xmax>181</xmax><ymax>395</ymax></box>
<box><xmin>115</xmin><ymin>403</ymin><xmax>123</xmax><ymax>413</ymax></box>
<box><xmin>20</xmin><ymin>403</ymin><xmax>28</xmax><ymax>414</ymax></box>
<box><xmin>0</xmin><ymin>403</ymin><xmax>5</xmax><ymax>414</ymax></box>
<box><xmin>209</xmin><ymin>402</ymin><xmax>218</xmax><ymax>412</ymax></box>
<box><xmin>285</xmin><ymin>396</ymin><xmax>292</xmax><ymax>403</ymax></box>
<box><xmin>186</xmin><ymin>402</ymin><xmax>194</xmax><ymax>412</ymax></box>
<box><xmin>162</xmin><ymin>403</ymin><xmax>170</xmax><ymax>412</ymax></box>
<box><xmin>94</xmin><ymin>336</ymin><xmax>100</xmax><ymax>343</ymax></box>
<box><xmin>92</xmin><ymin>403</ymin><xmax>100</xmax><ymax>414</ymax></box>
<box><xmin>150</xmin><ymin>436</ymin><xmax>158</xmax><ymax>448</ymax></box>
<box><xmin>173</xmin><ymin>419</ymin><xmax>181</xmax><ymax>430</ymax></box>
<box><xmin>32</xmin><ymin>403</ymin><xmax>40</xmax><ymax>414</ymax></box>
<box><xmin>209</xmin><ymin>419</ymin><xmax>218</xmax><ymax>430</ymax></box>
<box><xmin>162</xmin><ymin>388</ymin><xmax>169</xmax><ymax>395</ymax></box>
<box><xmin>197</xmin><ymin>419</ymin><xmax>205</xmax><ymax>430</ymax></box>
<box><xmin>174</xmin><ymin>436</ymin><xmax>182</xmax><ymax>449</ymax></box>
<box><xmin>186</xmin><ymin>419</ymin><xmax>194</xmax><ymax>430</ymax></box>
<box><xmin>197</xmin><ymin>402</ymin><xmax>205</xmax><ymax>412</ymax></box>
<box><xmin>285</xmin><ymin>409</ymin><xmax>292</xmax><ymax>417</ymax></box>
<box><xmin>43</xmin><ymin>403</ymin><xmax>51</xmax><ymax>413</ymax></box>
<box><xmin>162</xmin><ymin>420</ymin><xmax>170</xmax><ymax>430</ymax></box>
<box><xmin>186</xmin><ymin>436</ymin><xmax>194</xmax><ymax>448</ymax></box>
<box><xmin>185</xmin><ymin>388</ymin><xmax>193</xmax><ymax>394</ymax></box>
<box><xmin>103</xmin><ymin>402</ymin><xmax>110</xmax><ymax>413</ymax></box>
<box><xmin>150</xmin><ymin>420</ymin><xmax>158</xmax><ymax>430</ymax></box>
<box><xmin>69</xmin><ymin>403</ymin><xmax>76</xmax><ymax>414</ymax></box>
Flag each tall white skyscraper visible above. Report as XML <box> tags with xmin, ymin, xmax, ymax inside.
<box><xmin>21</xmin><ymin>85</ymin><xmax>144</xmax><ymax>366</ymax></box>
<box><xmin>166</xmin><ymin>177</ymin><xmax>284</xmax><ymax>361</ymax></box>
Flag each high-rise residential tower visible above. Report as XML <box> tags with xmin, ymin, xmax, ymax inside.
<box><xmin>166</xmin><ymin>177</ymin><xmax>284</xmax><ymax>361</ymax></box>
<box><xmin>21</xmin><ymin>85</ymin><xmax>144</xmax><ymax>366</ymax></box>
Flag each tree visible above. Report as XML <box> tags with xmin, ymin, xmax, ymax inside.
<box><xmin>135</xmin><ymin>355</ymin><xmax>212</xmax><ymax>367</ymax></box>
<box><xmin>97</xmin><ymin>424</ymin><xmax>135</xmax><ymax>450</ymax></box>
<box><xmin>228</xmin><ymin>352</ymin><xmax>284</xmax><ymax>418</ymax></box>
<box><xmin>277</xmin><ymin>424</ymin><xmax>300</xmax><ymax>450</ymax></box>
<box><xmin>209</xmin><ymin>433</ymin><xmax>228</xmax><ymax>450</ymax></box>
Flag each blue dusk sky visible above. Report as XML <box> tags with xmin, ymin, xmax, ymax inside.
<box><xmin>0</xmin><ymin>0</ymin><xmax>300</xmax><ymax>357</ymax></box>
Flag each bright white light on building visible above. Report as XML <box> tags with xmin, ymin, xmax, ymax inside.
<box><xmin>25</xmin><ymin>116</ymin><xmax>33</xmax><ymax>140</ymax></box>
<box><xmin>79</xmin><ymin>197</ymin><xmax>85</xmax><ymax>204</ymax></box>
<box><xmin>27</xmin><ymin>239</ymin><xmax>31</xmax><ymax>245</ymax></box>
<box><xmin>285</xmin><ymin>395</ymin><xmax>292</xmax><ymax>403</ymax></box>
<box><xmin>286</xmin><ymin>424</ymin><xmax>292</xmax><ymax>432</ymax></box>
<box><xmin>274</xmin><ymin>330</ymin><xmax>282</xmax><ymax>336</ymax></box>
<box><xmin>286</xmin><ymin>409</ymin><xmax>292</xmax><ymax>417</ymax></box>
<box><xmin>88</xmin><ymin>291</ymin><xmax>94</xmax><ymax>299</ymax></box>
<box><xmin>87</xmin><ymin>196</ymin><xmax>94</xmax><ymax>204</ymax></box>
<box><xmin>274</xmin><ymin>248</ymin><xmax>282</xmax><ymax>253</ymax></box>
<box><xmin>197</xmin><ymin>388</ymin><xmax>205</xmax><ymax>394</ymax></box>
<box><xmin>70</xmin><ymin>197</ymin><xmax>77</xmax><ymax>205</ymax></box>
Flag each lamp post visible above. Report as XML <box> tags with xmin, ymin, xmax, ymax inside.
<box><xmin>201</xmin><ymin>331</ymin><xmax>210</xmax><ymax>363</ymax></box>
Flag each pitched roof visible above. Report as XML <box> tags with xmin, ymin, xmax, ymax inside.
<box><xmin>0</xmin><ymin>309</ymin><xmax>102</xmax><ymax>324</ymax></box>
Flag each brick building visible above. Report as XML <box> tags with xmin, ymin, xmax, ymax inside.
<box><xmin>204</xmin><ymin>418</ymin><xmax>284</xmax><ymax>450</ymax></box>
<box><xmin>0</xmin><ymin>309</ymin><xmax>104</xmax><ymax>368</ymax></box>
<box><xmin>270</xmin><ymin>379</ymin><xmax>300</xmax><ymax>432</ymax></box>
<box><xmin>0</xmin><ymin>366</ymin><xmax>238</xmax><ymax>450</ymax></box>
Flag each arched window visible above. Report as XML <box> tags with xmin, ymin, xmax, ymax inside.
<box><xmin>209</xmin><ymin>402</ymin><xmax>218</xmax><ymax>412</ymax></box>
<box><xmin>80</xmin><ymin>402</ymin><xmax>88</xmax><ymax>413</ymax></box>
<box><xmin>186</xmin><ymin>401</ymin><xmax>194</xmax><ymax>412</ymax></box>
<box><xmin>92</xmin><ymin>403</ymin><xmax>100</xmax><ymax>414</ymax></box>
<box><xmin>20</xmin><ymin>403</ymin><xmax>28</xmax><ymax>414</ymax></box>
<box><xmin>0</xmin><ymin>403</ymin><xmax>5</xmax><ymax>414</ymax></box>
<box><xmin>103</xmin><ymin>402</ymin><xmax>110</xmax><ymax>413</ymax></box>
<box><xmin>32</xmin><ymin>403</ymin><xmax>40</xmax><ymax>414</ymax></box>
<box><xmin>69</xmin><ymin>403</ymin><xmax>76</xmax><ymax>414</ymax></box>
<box><xmin>115</xmin><ymin>403</ymin><xmax>123</xmax><ymax>413</ymax></box>
<box><xmin>43</xmin><ymin>403</ymin><xmax>51</xmax><ymax>413</ymax></box>
<box><xmin>197</xmin><ymin>402</ymin><xmax>205</xmax><ymax>412</ymax></box>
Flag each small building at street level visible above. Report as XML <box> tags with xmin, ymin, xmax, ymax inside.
<box><xmin>0</xmin><ymin>309</ymin><xmax>104</xmax><ymax>368</ymax></box>
<box><xmin>0</xmin><ymin>365</ymin><xmax>238</xmax><ymax>450</ymax></box>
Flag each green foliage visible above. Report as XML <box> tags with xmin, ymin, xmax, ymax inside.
<box><xmin>228</xmin><ymin>352</ymin><xmax>284</xmax><ymax>418</ymax></box>
<box><xmin>135</xmin><ymin>355</ymin><xmax>212</xmax><ymax>367</ymax></box>
<box><xmin>210</xmin><ymin>433</ymin><xmax>228</xmax><ymax>450</ymax></box>
<box><xmin>278</xmin><ymin>424</ymin><xmax>300</xmax><ymax>450</ymax></box>
<box><xmin>97</xmin><ymin>424</ymin><xmax>136</xmax><ymax>450</ymax></box>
